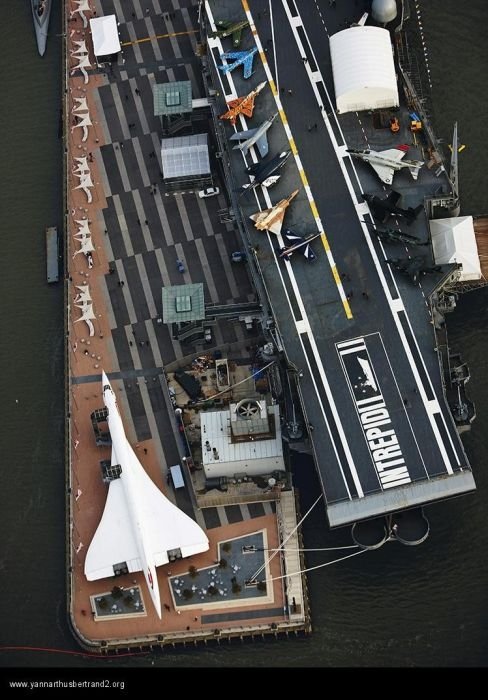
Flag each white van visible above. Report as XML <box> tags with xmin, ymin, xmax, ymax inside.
<box><xmin>170</xmin><ymin>464</ymin><xmax>185</xmax><ymax>489</ymax></box>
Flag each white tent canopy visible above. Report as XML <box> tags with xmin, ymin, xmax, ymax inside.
<box><xmin>330</xmin><ymin>26</ymin><xmax>399</xmax><ymax>114</ymax></box>
<box><xmin>72</xmin><ymin>96</ymin><xmax>89</xmax><ymax>113</ymax></box>
<box><xmin>430</xmin><ymin>216</ymin><xmax>481</xmax><ymax>281</ymax></box>
<box><xmin>90</xmin><ymin>15</ymin><xmax>121</xmax><ymax>57</ymax></box>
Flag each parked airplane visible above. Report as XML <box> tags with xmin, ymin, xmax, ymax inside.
<box><xmin>279</xmin><ymin>229</ymin><xmax>322</xmax><ymax>261</ymax></box>
<box><xmin>219</xmin><ymin>81</ymin><xmax>267</xmax><ymax>126</ymax></box>
<box><xmin>361</xmin><ymin>220</ymin><xmax>427</xmax><ymax>246</ymax></box>
<box><xmin>240</xmin><ymin>150</ymin><xmax>291</xmax><ymax>192</ymax></box>
<box><xmin>347</xmin><ymin>145</ymin><xmax>424</xmax><ymax>185</ymax></box>
<box><xmin>211</xmin><ymin>19</ymin><xmax>249</xmax><ymax>47</ymax></box>
<box><xmin>219</xmin><ymin>48</ymin><xmax>257</xmax><ymax>79</ymax></box>
<box><xmin>362</xmin><ymin>191</ymin><xmax>423</xmax><ymax>225</ymax></box>
<box><xmin>386</xmin><ymin>256</ymin><xmax>442</xmax><ymax>284</ymax></box>
<box><xmin>84</xmin><ymin>372</ymin><xmax>209</xmax><ymax>619</ymax></box>
<box><xmin>250</xmin><ymin>189</ymin><xmax>299</xmax><ymax>235</ymax></box>
<box><xmin>230</xmin><ymin>113</ymin><xmax>278</xmax><ymax>158</ymax></box>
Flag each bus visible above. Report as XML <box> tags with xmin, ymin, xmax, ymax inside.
<box><xmin>169</xmin><ymin>464</ymin><xmax>185</xmax><ymax>489</ymax></box>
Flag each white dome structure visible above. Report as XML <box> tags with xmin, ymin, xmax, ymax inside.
<box><xmin>372</xmin><ymin>0</ymin><xmax>398</xmax><ymax>24</ymax></box>
<box><xmin>330</xmin><ymin>26</ymin><xmax>399</xmax><ymax>114</ymax></box>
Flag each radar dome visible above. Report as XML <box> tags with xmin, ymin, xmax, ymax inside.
<box><xmin>371</xmin><ymin>0</ymin><xmax>397</xmax><ymax>24</ymax></box>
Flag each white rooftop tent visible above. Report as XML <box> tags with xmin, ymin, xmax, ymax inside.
<box><xmin>329</xmin><ymin>26</ymin><xmax>399</xmax><ymax>114</ymax></box>
<box><xmin>430</xmin><ymin>216</ymin><xmax>481</xmax><ymax>282</ymax></box>
<box><xmin>89</xmin><ymin>15</ymin><xmax>121</xmax><ymax>59</ymax></box>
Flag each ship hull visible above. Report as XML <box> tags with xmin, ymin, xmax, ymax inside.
<box><xmin>31</xmin><ymin>0</ymin><xmax>52</xmax><ymax>56</ymax></box>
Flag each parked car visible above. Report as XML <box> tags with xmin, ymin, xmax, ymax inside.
<box><xmin>231</xmin><ymin>251</ymin><xmax>247</xmax><ymax>263</ymax></box>
<box><xmin>198</xmin><ymin>187</ymin><xmax>220</xmax><ymax>198</ymax></box>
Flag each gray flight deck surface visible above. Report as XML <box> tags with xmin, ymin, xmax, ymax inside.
<box><xmin>206</xmin><ymin>0</ymin><xmax>475</xmax><ymax>526</ymax></box>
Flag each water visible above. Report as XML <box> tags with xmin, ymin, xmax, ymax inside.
<box><xmin>1</xmin><ymin>1</ymin><xmax>487</xmax><ymax>668</ymax></box>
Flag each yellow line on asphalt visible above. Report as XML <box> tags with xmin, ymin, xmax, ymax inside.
<box><xmin>121</xmin><ymin>29</ymin><xmax>197</xmax><ymax>47</ymax></box>
<box><xmin>240</xmin><ymin>2</ymin><xmax>352</xmax><ymax>320</ymax></box>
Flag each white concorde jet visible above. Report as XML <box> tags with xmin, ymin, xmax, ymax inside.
<box><xmin>84</xmin><ymin>372</ymin><xmax>209</xmax><ymax>618</ymax></box>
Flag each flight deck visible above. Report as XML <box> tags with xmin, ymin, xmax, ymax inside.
<box><xmin>203</xmin><ymin>0</ymin><xmax>475</xmax><ymax>528</ymax></box>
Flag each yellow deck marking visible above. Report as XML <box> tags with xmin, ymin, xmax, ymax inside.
<box><xmin>310</xmin><ymin>201</ymin><xmax>319</xmax><ymax>219</ymax></box>
<box><xmin>239</xmin><ymin>1</ymin><xmax>352</xmax><ymax>320</ymax></box>
<box><xmin>121</xmin><ymin>29</ymin><xmax>197</xmax><ymax>47</ymax></box>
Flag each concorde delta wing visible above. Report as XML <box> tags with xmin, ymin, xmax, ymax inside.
<box><xmin>84</xmin><ymin>479</ymin><xmax>141</xmax><ymax>580</ymax></box>
<box><xmin>85</xmin><ymin>372</ymin><xmax>209</xmax><ymax>619</ymax></box>
<box><xmin>130</xmin><ymin>448</ymin><xmax>210</xmax><ymax>562</ymax></box>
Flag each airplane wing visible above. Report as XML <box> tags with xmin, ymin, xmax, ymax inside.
<box><xmin>85</xmin><ymin>444</ymin><xmax>208</xmax><ymax>580</ymax></box>
<box><xmin>246</xmin><ymin>160</ymin><xmax>265</xmax><ymax>176</ymax></box>
<box><xmin>130</xmin><ymin>449</ymin><xmax>209</xmax><ymax>562</ymax></box>
<box><xmin>370</xmin><ymin>162</ymin><xmax>395</xmax><ymax>185</ymax></box>
<box><xmin>84</xmin><ymin>479</ymin><xmax>141</xmax><ymax>580</ymax></box>
<box><xmin>255</xmin><ymin>131</ymin><xmax>270</xmax><ymax>158</ymax></box>
<box><xmin>282</xmin><ymin>230</ymin><xmax>317</xmax><ymax>260</ymax></box>
<box><xmin>302</xmin><ymin>243</ymin><xmax>316</xmax><ymax>261</ymax></box>
<box><xmin>381</xmin><ymin>148</ymin><xmax>407</xmax><ymax>162</ymax></box>
<box><xmin>230</xmin><ymin>128</ymin><xmax>257</xmax><ymax>144</ymax></box>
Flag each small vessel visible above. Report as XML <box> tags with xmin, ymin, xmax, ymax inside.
<box><xmin>31</xmin><ymin>0</ymin><xmax>52</xmax><ymax>56</ymax></box>
<box><xmin>46</xmin><ymin>226</ymin><xmax>59</xmax><ymax>283</ymax></box>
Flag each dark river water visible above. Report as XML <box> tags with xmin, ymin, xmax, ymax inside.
<box><xmin>0</xmin><ymin>0</ymin><xmax>487</xmax><ymax>669</ymax></box>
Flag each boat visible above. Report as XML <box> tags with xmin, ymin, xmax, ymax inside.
<box><xmin>31</xmin><ymin>0</ymin><xmax>52</xmax><ymax>56</ymax></box>
<box><xmin>46</xmin><ymin>226</ymin><xmax>59</xmax><ymax>283</ymax></box>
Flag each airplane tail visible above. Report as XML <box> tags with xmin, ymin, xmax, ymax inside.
<box><xmin>406</xmin><ymin>203</ymin><xmax>424</xmax><ymax>222</ymax></box>
<box><xmin>408</xmin><ymin>162</ymin><xmax>424</xmax><ymax>180</ymax></box>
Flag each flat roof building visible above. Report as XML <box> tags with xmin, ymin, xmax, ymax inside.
<box><xmin>201</xmin><ymin>401</ymin><xmax>285</xmax><ymax>479</ymax></box>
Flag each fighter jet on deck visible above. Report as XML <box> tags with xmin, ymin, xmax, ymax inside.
<box><xmin>211</xmin><ymin>19</ymin><xmax>249</xmax><ymax>47</ymax></box>
<box><xmin>230</xmin><ymin>113</ymin><xmax>278</xmax><ymax>158</ymax></box>
<box><xmin>362</xmin><ymin>220</ymin><xmax>427</xmax><ymax>246</ymax></box>
<box><xmin>240</xmin><ymin>150</ymin><xmax>291</xmax><ymax>192</ymax></box>
<box><xmin>347</xmin><ymin>145</ymin><xmax>424</xmax><ymax>185</ymax></box>
<box><xmin>250</xmin><ymin>189</ymin><xmax>299</xmax><ymax>235</ymax></box>
<box><xmin>219</xmin><ymin>81</ymin><xmax>267</xmax><ymax>126</ymax></box>
<box><xmin>84</xmin><ymin>372</ymin><xmax>209</xmax><ymax>619</ymax></box>
<box><xmin>386</xmin><ymin>256</ymin><xmax>442</xmax><ymax>284</ymax></box>
<box><xmin>362</xmin><ymin>191</ymin><xmax>423</xmax><ymax>226</ymax></box>
<box><xmin>279</xmin><ymin>229</ymin><xmax>322</xmax><ymax>261</ymax></box>
<box><xmin>219</xmin><ymin>48</ymin><xmax>258</xmax><ymax>79</ymax></box>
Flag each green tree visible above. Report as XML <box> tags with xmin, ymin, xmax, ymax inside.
<box><xmin>111</xmin><ymin>586</ymin><xmax>123</xmax><ymax>599</ymax></box>
<box><xmin>182</xmin><ymin>588</ymin><xmax>193</xmax><ymax>600</ymax></box>
<box><xmin>218</xmin><ymin>558</ymin><xmax>227</xmax><ymax>569</ymax></box>
<box><xmin>222</xmin><ymin>542</ymin><xmax>232</xmax><ymax>553</ymax></box>
<box><xmin>188</xmin><ymin>565</ymin><xmax>198</xmax><ymax>578</ymax></box>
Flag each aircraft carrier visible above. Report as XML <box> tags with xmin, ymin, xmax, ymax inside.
<box><xmin>202</xmin><ymin>0</ymin><xmax>476</xmax><ymax>545</ymax></box>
